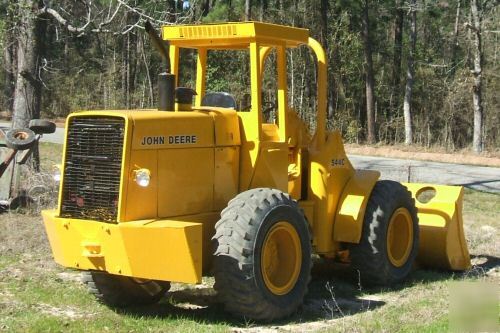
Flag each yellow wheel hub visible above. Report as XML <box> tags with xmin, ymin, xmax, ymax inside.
<box><xmin>386</xmin><ymin>208</ymin><xmax>414</xmax><ymax>267</ymax></box>
<box><xmin>261</xmin><ymin>221</ymin><xmax>302</xmax><ymax>295</ymax></box>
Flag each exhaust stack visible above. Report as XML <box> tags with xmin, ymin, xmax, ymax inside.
<box><xmin>145</xmin><ymin>21</ymin><xmax>175</xmax><ymax>111</ymax></box>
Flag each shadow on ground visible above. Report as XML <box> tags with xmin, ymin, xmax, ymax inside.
<box><xmin>114</xmin><ymin>260</ymin><xmax>387</xmax><ymax>326</ymax></box>
<box><xmin>111</xmin><ymin>255</ymin><xmax>500</xmax><ymax>327</ymax></box>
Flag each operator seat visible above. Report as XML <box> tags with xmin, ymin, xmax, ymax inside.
<box><xmin>201</xmin><ymin>92</ymin><xmax>237</xmax><ymax>109</ymax></box>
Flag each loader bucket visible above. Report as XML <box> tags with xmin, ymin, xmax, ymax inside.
<box><xmin>403</xmin><ymin>183</ymin><xmax>471</xmax><ymax>271</ymax></box>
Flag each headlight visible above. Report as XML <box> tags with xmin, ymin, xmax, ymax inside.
<box><xmin>53</xmin><ymin>164</ymin><xmax>61</xmax><ymax>183</ymax></box>
<box><xmin>134</xmin><ymin>168</ymin><xmax>151</xmax><ymax>187</ymax></box>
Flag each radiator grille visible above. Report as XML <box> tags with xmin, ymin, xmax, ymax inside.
<box><xmin>60</xmin><ymin>116</ymin><xmax>125</xmax><ymax>222</ymax></box>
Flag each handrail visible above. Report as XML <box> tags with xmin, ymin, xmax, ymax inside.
<box><xmin>307</xmin><ymin>37</ymin><xmax>327</xmax><ymax>149</ymax></box>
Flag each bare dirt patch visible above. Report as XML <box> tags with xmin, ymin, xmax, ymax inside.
<box><xmin>345</xmin><ymin>144</ymin><xmax>500</xmax><ymax>167</ymax></box>
<box><xmin>34</xmin><ymin>303</ymin><xmax>96</xmax><ymax>320</ymax></box>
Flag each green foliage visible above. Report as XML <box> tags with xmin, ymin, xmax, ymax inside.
<box><xmin>205</xmin><ymin>50</ymin><xmax>251</xmax><ymax>107</ymax></box>
<box><xmin>203</xmin><ymin>2</ymin><xmax>233</xmax><ymax>22</ymax></box>
<box><xmin>0</xmin><ymin>0</ymin><xmax>498</xmax><ymax>149</ymax></box>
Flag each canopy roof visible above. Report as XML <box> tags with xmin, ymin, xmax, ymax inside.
<box><xmin>162</xmin><ymin>21</ymin><xmax>309</xmax><ymax>49</ymax></box>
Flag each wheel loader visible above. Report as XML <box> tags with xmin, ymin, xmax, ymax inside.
<box><xmin>42</xmin><ymin>21</ymin><xmax>470</xmax><ymax>321</ymax></box>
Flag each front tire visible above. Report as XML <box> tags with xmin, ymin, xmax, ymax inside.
<box><xmin>348</xmin><ymin>180</ymin><xmax>419</xmax><ymax>286</ymax></box>
<box><xmin>82</xmin><ymin>271</ymin><xmax>170</xmax><ymax>307</ymax></box>
<box><xmin>212</xmin><ymin>188</ymin><xmax>312</xmax><ymax>321</ymax></box>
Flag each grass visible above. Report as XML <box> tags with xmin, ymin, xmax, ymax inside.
<box><xmin>38</xmin><ymin>142</ymin><xmax>63</xmax><ymax>170</ymax></box>
<box><xmin>0</xmin><ymin>144</ymin><xmax>498</xmax><ymax>332</ymax></box>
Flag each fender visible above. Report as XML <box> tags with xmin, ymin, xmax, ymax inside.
<box><xmin>333</xmin><ymin>170</ymin><xmax>380</xmax><ymax>243</ymax></box>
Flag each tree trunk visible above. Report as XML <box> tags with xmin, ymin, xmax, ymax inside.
<box><xmin>278</xmin><ymin>0</ymin><xmax>284</xmax><ymax>24</ymax></box>
<box><xmin>140</xmin><ymin>35</ymin><xmax>154</xmax><ymax>107</ymax></box>
<box><xmin>470</xmin><ymin>0</ymin><xmax>483</xmax><ymax>153</ymax></box>
<box><xmin>403</xmin><ymin>0</ymin><xmax>417</xmax><ymax>145</ymax></box>
<box><xmin>391</xmin><ymin>0</ymin><xmax>404</xmax><ymax>118</ymax></box>
<box><xmin>3</xmin><ymin>4</ymin><xmax>17</xmax><ymax>115</ymax></box>
<box><xmin>12</xmin><ymin>0</ymin><xmax>44</xmax><ymax>130</ymax></box>
<box><xmin>12</xmin><ymin>0</ymin><xmax>47</xmax><ymax>171</ymax></box>
<box><xmin>125</xmin><ymin>33</ymin><xmax>131</xmax><ymax>109</ymax></box>
<box><xmin>319</xmin><ymin>0</ymin><xmax>335</xmax><ymax>118</ymax></box>
<box><xmin>202</xmin><ymin>0</ymin><xmax>211</xmax><ymax>16</ymax></box>
<box><xmin>167</xmin><ymin>1</ymin><xmax>177</xmax><ymax>22</ymax></box>
<box><xmin>319</xmin><ymin>0</ymin><xmax>330</xmax><ymax>115</ymax></box>
<box><xmin>259</xmin><ymin>0</ymin><xmax>268</xmax><ymax>20</ymax></box>
<box><xmin>361</xmin><ymin>0</ymin><xmax>376</xmax><ymax>144</ymax></box>
<box><xmin>245</xmin><ymin>0</ymin><xmax>251</xmax><ymax>20</ymax></box>
<box><xmin>450</xmin><ymin>0</ymin><xmax>461</xmax><ymax>76</ymax></box>
<box><xmin>3</xmin><ymin>33</ymin><xmax>16</xmax><ymax>115</ymax></box>
<box><xmin>319</xmin><ymin>0</ymin><xmax>328</xmax><ymax>49</ymax></box>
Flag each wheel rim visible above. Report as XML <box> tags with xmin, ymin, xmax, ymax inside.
<box><xmin>16</xmin><ymin>132</ymin><xmax>27</xmax><ymax>140</ymax></box>
<box><xmin>386</xmin><ymin>208</ymin><xmax>414</xmax><ymax>267</ymax></box>
<box><xmin>261</xmin><ymin>221</ymin><xmax>302</xmax><ymax>295</ymax></box>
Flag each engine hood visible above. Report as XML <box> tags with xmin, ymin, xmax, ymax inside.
<box><xmin>69</xmin><ymin>109</ymin><xmax>241</xmax><ymax>149</ymax></box>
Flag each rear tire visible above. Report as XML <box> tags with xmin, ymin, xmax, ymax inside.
<box><xmin>348</xmin><ymin>180</ymin><xmax>419</xmax><ymax>286</ymax></box>
<box><xmin>212</xmin><ymin>188</ymin><xmax>312</xmax><ymax>322</ymax></box>
<box><xmin>82</xmin><ymin>271</ymin><xmax>170</xmax><ymax>307</ymax></box>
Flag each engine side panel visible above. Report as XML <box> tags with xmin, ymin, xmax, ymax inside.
<box><xmin>158</xmin><ymin>148</ymin><xmax>215</xmax><ymax>217</ymax></box>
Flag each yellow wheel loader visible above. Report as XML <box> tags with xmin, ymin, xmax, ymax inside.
<box><xmin>42</xmin><ymin>22</ymin><xmax>470</xmax><ymax>321</ymax></box>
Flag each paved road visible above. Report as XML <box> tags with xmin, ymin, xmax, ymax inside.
<box><xmin>2</xmin><ymin>121</ymin><xmax>499</xmax><ymax>193</ymax></box>
<box><xmin>0</xmin><ymin>121</ymin><xmax>65</xmax><ymax>144</ymax></box>
<box><xmin>348</xmin><ymin>154</ymin><xmax>500</xmax><ymax>193</ymax></box>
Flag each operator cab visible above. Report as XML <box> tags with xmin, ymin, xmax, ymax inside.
<box><xmin>162</xmin><ymin>22</ymin><xmax>311</xmax><ymax>143</ymax></box>
<box><xmin>162</xmin><ymin>22</ymin><xmax>324</xmax><ymax>196</ymax></box>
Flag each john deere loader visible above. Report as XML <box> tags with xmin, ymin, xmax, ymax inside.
<box><xmin>42</xmin><ymin>22</ymin><xmax>470</xmax><ymax>321</ymax></box>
